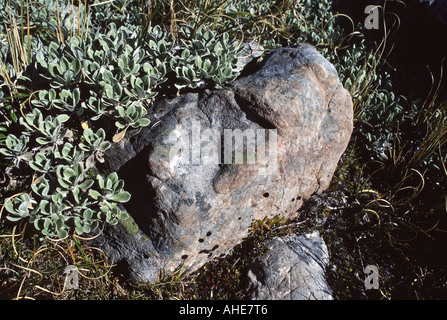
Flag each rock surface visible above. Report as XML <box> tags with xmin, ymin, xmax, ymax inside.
<box><xmin>246</xmin><ymin>231</ymin><xmax>333</xmax><ymax>300</ymax></box>
<box><xmin>95</xmin><ymin>43</ymin><xmax>353</xmax><ymax>283</ymax></box>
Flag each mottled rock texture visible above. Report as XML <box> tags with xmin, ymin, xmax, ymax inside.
<box><xmin>247</xmin><ymin>231</ymin><xmax>333</xmax><ymax>300</ymax></box>
<box><xmin>95</xmin><ymin>43</ymin><xmax>353</xmax><ymax>283</ymax></box>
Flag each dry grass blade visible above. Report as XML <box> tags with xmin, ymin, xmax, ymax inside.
<box><xmin>55</xmin><ymin>0</ymin><xmax>64</xmax><ymax>43</ymax></box>
<box><xmin>0</xmin><ymin>0</ymin><xmax>32</xmax><ymax>95</ymax></box>
<box><xmin>406</xmin><ymin>59</ymin><xmax>447</xmax><ymax>170</ymax></box>
<box><xmin>0</xmin><ymin>216</ymin><xmax>115</xmax><ymax>299</ymax></box>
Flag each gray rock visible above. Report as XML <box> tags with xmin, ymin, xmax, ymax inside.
<box><xmin>246</xmin><ymin>231</ymin><xmax>333</xmax><ymax>300</ymax></box>
<box><xmin>236</xmin><ymin>40</ymin><xmax>265</xmax><ymax>73</ymax></box>
<box><xmin>95</xmin><ymin>44</ymin><xmax>353</xmax><ymax>283</ymax></box>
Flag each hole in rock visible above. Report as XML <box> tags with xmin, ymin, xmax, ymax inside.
<box><xmin>263</xmin><ymin>192</ymin><xmax>270</xmax><ymax>198</ymax></box>
<box><xmin>181</xmin><ymin>255</ymin><xmax>188</xmax><ymax>260</ymax></box>
<box><xmin>211</xmin><ymin>245</ymin><xmax>219</xmax><ymax>251</ymax></box>
<box><xmin>206</xmin><ymin>231</ymin><xmax>212</xmax><ymax>237</ymax></box>
<box><xmin>198</xmin><ymin>238</ymin><xmax>204</xmax><ymax>243</ymax></box>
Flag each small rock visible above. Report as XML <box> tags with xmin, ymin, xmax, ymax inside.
<box><xmin>236</xmin><ymin>40</ymin><xmax>265</xmax><ymax>73</ymax></box>
<box><xmin>246</xmin><ymin>231</ymin><xmax>333</xmax><ymax>300</ymax></box>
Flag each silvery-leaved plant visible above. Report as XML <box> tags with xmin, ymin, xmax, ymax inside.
<box><xmin>34</xmin><ymin>115</ymin><xmax>72</xmax><ymax>147</ymax></box>
<box><xmin>89</xmin><ymin>172</ymin><xmax>130</xmax><ymax>225</ymax></box>
<box><xmin>4</xmin><ymin>193</ymin><xmax>35</xmax><ymax>222</ymax></box>
<box><xmin>34</xmin><ymin>198</ymin><xmax>70</xmax><ymax>239</ymax></box>
<box><xmin>80</xmin><ymin>91</ymin><xmax>108</xmax><ymax>121</ymax></box>
<box><xmin>18</xmin><ymin>109</ymin><xmax>45</xmax><ymax>133</ymax></box>
<box><xmin>143</xmin><ymin>25</ymin><xmax>175</xmax><ymax>62</ymax></box>
<box><xmin>4</xmin><ymin>160</ymin><xmax>131</xmax><ymax>239</ymax></box>
<box><xmin>31</xmin><ymin>88</ymin><xmax>82</xmax><ymax>114</ymax></box>
<box><xmin>0</xmin><ymin>134</ymin><xmax>32</xmax><ymax>167</ymax></box>
<box><xmin>113</xmin><ymin>101</ymin><xmax>150</xmax><ymax>141</ymax></box>
<box><xmin>55</xmin><ymin>163</ymin><xmax>94</xmax><ymax>203</ymax></box>
<box><xmin>31</xmin><ymin>177</ymin><xmax>51</xmax><ymax>200</ymax></box>
<box><xmin>171</xmin><ymin>26</ymin><xmax>243</xmax><ymax>90</ymax></box>
<box><xmin>74</xmin><ymin>208</ymin><xmax>100</xmax><ymax>235</ymax></box>
<box><xmin>54</xmin><ymin>142</ymin><xmax>85</xmax><ymax>166</ymax></box>
<box><xmin>29</xmin><ymin>149</ymin><xmax>54</xmax><ymax>174</ymax></box>
<box><xmin>35</xmin><ymin>39</ymin><xmax>83</xmax><ymax>89</ymax></box>
<box><xmin>79</xmin><ymin>128</ymin><xmax>111</xmax><ymax>167</ymax></box>
<box><xmin>89</xmin><ymin>172</ymin><xmax>131</xmax><ymax>204</ymax></box>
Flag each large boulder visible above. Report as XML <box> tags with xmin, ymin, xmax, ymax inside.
<box><xmin>94</xmin><ymin>43</ymin><xmax>353</xmax><ymax>283</ymax></box>
<box><xmin>246</xmin><ymin>231</ymin><xmax>333</xmax><ymax>300</ymax></box>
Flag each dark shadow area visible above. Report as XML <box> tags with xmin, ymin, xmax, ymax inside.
<box><xmin>313</xmin><ymin>1</ymin><xmax>447</xmax><ymax>299</ymax></box>
<box><xmin>333</xmin><ymin>0</ymin><xmax>447</xmax><ymax>101</ymax></box>
<box><xmin>115</xmin><ymin>144</ymin><xmax>161</xmax><ymax>241</ymax></box>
